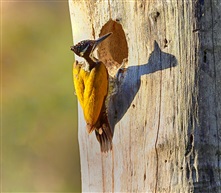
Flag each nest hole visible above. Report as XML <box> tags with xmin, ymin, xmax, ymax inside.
<box><xmin>97</xmin><ymin>19</ymin><xmax>128</xmax><ymax>76</ymax></box>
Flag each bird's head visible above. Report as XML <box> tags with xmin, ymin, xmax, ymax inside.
<box><xmin>70</xmin><ymin>32</ymin><xmax>112</xmax><ymax>59</ymax></box>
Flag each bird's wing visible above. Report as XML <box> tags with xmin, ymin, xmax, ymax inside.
<box><xmin>83</xmin><ymin>63</ymin><xmax>108</xmax><ymax>131</ymax></box>
<box><xmin>73</xmin><ymin>61</ymin><xmax>85</xmax><ymax>108</ymax></box>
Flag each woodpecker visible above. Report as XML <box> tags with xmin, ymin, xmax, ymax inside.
<box><xmin>70</xmin><ymin>32</ymin><xmax>113</xmax><ymax>152</ymax></box>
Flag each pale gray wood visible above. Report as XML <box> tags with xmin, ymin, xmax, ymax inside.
<box><xmin>69</xmin><ymin>0</ymin><xmax>221</xmax><ymax>192</ymax></box>
<box><xmin>194</xmin><ymin>0</ymin><xmax>221</xmax><ymax>192</ymax></box>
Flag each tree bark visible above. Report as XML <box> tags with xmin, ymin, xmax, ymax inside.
<box><xmin>69</xmin><ymin>0</ymin><xmax>221</xmax><ymax>192</ymax></box>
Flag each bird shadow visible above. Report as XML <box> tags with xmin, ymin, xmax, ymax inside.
<box><xmin>107</xmin><ymin>41</ymin><xmax>178</xmax><ymax>133</ymax></box>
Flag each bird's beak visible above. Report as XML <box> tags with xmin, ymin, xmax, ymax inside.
<box><xmin>92</xmin><ymin>32</ymin><xmax>112</xmax><ymax>52</ymax></box>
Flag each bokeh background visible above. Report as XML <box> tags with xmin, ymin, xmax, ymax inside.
<box><xmin>2</xmin><ymin>1</ymin><xmax>81</xmax><ymax>192</ymax></box>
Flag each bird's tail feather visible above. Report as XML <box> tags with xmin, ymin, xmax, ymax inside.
<box><xmin>95</xmin><ymin>111</ymin><xmax>113</xmax><ymax>152</ymax></box>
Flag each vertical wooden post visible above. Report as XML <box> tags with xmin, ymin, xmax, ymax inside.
<box><xmin>69</xmin><ymin>0</ymin><xmax>221</xmax><ymax>192</ymax></box>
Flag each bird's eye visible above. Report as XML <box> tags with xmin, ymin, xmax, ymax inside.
<box><xmin>72</xmin><ymin>40</ymin><xmax>91</xmax><ymax>56</ymax></box>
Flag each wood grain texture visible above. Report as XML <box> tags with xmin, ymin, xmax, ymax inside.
<box><xmin>194</xmin><ymin>0</ymin><xmax>221</xmax><ymax>192</ymax></box>
<box><xmin>69</xmin><ymin>0</ymin><xmax>221</xmax><ymax>192</ymax></box>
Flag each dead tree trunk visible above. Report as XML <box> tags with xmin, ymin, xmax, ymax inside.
<box><xmin>69</xmin><ymin>0</ymin><xmax>221</xmax><ymax>192</ymax></box>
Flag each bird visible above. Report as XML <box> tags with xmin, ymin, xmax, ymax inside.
<box><xmin>70</xmin><ymin>32</ymin><xmax>113</xmax><ymax>152</ymax></box>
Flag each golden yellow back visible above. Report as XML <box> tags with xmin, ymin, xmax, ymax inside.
<box><xmin>73</xmin><ymin>61</ymin><xmax>108</xmax><ymax>132</ymax></box>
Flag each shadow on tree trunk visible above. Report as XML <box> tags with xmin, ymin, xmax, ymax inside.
<box><xmin>108</xmin><ymin>41</ymin><xmax>178</xmax><ymax>134</ymax></box>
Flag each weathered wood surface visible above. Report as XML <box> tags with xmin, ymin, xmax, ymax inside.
<box><xmin>195</xmin><ymin>0</ymin><xmax>221</xmax><ymax>192</ymax></box>
<box><xmin>69</xmin><ymin>0</ymin><xmax>221</xmax><ymax>192</ymax></box>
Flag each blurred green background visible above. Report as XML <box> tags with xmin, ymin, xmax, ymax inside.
<box><xmin>2</xmin><ymin>1</ymin><xmax>81</xmax><ymax>192</ymax></box>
